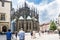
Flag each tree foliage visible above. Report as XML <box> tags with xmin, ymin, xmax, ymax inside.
<box><xmin>49</xmin><ymin>21</ymin><xmax>57</xmax><ymax>31</ymax></box>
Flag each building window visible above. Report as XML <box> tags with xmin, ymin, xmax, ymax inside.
<box><xmin>0</xmin><ymin>13</ymin><xmax>5</xmax><ymax>20</ymax></box>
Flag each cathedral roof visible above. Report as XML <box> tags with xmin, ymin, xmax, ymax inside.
<box><xmin>35</xmin><ymin>18</ymin><xmax>37</xmax><ymax>21</ymax></box>
<box><xmin>32</xmin><ymin>17</ymin><xmax>37</xmax><ymax>21</ymax></box>
<box><xmin>19</xmin><ymin>16</ymin><xmax>24</xmax><ymax>20</ymax></box>
<box><xmin>27</xmin><ymin>16</ymin><xmax>32</xmax><ymax>20</ymax></box>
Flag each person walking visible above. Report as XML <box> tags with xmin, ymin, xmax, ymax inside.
<box><xmin>18</xmin><ymin>28</ymin><xmax>25</xmax><ymax>40</ymax></box>
<box><xmin>57</xmin><ymin>27</ymin><xmax>60</xmax><ymax>39</ymax></box>
<box><xmin>33</xmin><ymin>31</ymin><xmax>36</xmax><ymax>39</ymax></box>
<box><xmin>12</xmin><ymin>31</ymin><xmax>19</xmax><ymax>40</ymax></box>
<box><xmin>6</xmin><ymin>29</ymin><xmax>12</xmax><ymax>40</ymax></box>
<box><xmin>59</xmin><ymin>30</ymin><xmax>60</xmax><ymax>39</ymax></box>
<box><xmin>58</xmin><ymin>28</ymin><xmax>60</xmax><ymax>39</ymax></box>
<box><xmin>39</xmin><ymin>30</ymin><xmax>40</xmax><ymax>36</ymax></box>
<box><xmin>30</xmin><ymin>31</ymin><xmax>33</xmax><ymax>38</ymax></box>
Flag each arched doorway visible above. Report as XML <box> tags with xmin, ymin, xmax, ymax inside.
<box><xmin>2</xmin><ymin>26</ymin><xmax>7</xmax><ymax>32</ymax></box>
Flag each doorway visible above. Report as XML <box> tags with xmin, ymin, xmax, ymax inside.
<box><xmin>2</xmin><ymin>26</ymin><xmax>7</xmax><ymax>32</ymax></box>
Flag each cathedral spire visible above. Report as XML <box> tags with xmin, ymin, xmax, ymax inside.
<box><xmin>24</xmin><ymin>1</ymin><xmax>27</xmax><ymax>8</ymax></box>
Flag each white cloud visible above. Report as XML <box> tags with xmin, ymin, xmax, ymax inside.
<box><xmin>17</xmin><ymin>0</ymin><xmax>60</xmax><ymax>24</ymax></box>
<box><xmin>46</xmin><ymin>0</ymin><xmax>59</xmax><ymax>21</ymax></box>
<box><xmin>39</xmin><ymin>0</ymin><xmax>60</xmax><ymax>24</ymax></box>
<box><xmin>18</xmin><ymin>0</ymin><xmax>25</xmax><ymax>4</ymax></box>
<box><xmin>55</xmin><ymin>0</ymin><xmax>60</xmax><ymax>13</ymax></box>
<box><xmin>17</xmin><ymin>0</ymin><xmax>25</xmax><ymax>8</ymax></box>
<box><xmin>40</xmin><ymin>0</ymin><xmax>60</xmax><ymax>24</ymax></box>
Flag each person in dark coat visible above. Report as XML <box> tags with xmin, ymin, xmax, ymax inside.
<box><xmin>30</xmin><ymin>31</ymin><xmax>33</xmax><ymax>38</ymax></box>
<box><xmin>31</xmin><ymin>31</ymin><xmax>33</xmax><ymax>36</ymax></box>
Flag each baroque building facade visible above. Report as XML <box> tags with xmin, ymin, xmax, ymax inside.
<box><xmin>11</xmin><ymin>2</ymin><xmax>39</xmax><ymax>32</ymax></box>
<box><xmin>0</xmin><ymin>0</ymin><xmax>12</xmax><ymax>32</ymax></box>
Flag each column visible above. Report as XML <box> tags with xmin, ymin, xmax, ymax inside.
<box><xmin>24</xmin><ymin>20</ymin><xmax>26</xmax><ymax>32</ymax></box>
<box><xmin>37</xmin><ymin>22</ymin><xmax>39</xmax><ymax>32</ymax></box>
<box><xmin>35</xmin><ymin>22</ymin><xmax>37</xmax><ymax>31</ymax></box>
<box><xmin>34</xmin><ymin>21</ymin><xmax>36</xmax><ymax>30</ymax></box>
<box><xmin>28</xmin><ymin>21</ymin><xmax>30</xmax><ymax>32</ymax></box>
<box><xmin>31</xmin><ymin>21</ymin><xmax>33</xmax><ymax>31</ymax></box>
<box><xmin>17</xmin><ymin>21</ymin><xmax>19</xmax><ymax>31</ymax></box>
<box><xmin>28</xmin><ymin>21</ymin><xmax>29</xmax><ymax>31</ymax></box>
<box><xmin>21</xmin><ymin>21</ymin><xmax>22</xmax><ymax>28</ymax></box>
<box><xmin>30</xmin><ymin>21</ymin><xmax>31</xmax><ymax>30</ymax></box>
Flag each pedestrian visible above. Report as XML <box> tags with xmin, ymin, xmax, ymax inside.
<box><xmin>30</xmin><ymin>31</ymin><xmax>33</xmax><ymax>38</ymax></box>
<box><xmin>59</xmin><ymin>30</ymin><xmax>60</xmax><ymax>39</ymax></box>
<box><xmin>6</xmin><ymin>29</ymin><xmax>12</xmax><ymax>40</ymax></box>
<box><xmin>18</xmin><ymin>28</ymin><xmax>25</xmax><ymax>40</ymax></box>
<box><xmin>12</xmin><ymin>31</ymin><xmax>19</xmax><ymax>40</ymax></box>
<box><xmin>39</xmin><ymin>31</ymin><xmax>40</xmax><ymax>36</ymax></box>
<box><xmin>42</xmin><ymin>30</ymin><xmax>44</xmax><ymax>34</ymax></box>
<box><xmin>33</xmin><ymin>31</ymin><xmax>36</xmax><ymax>39</ymax></box>
<box><xmin>57</xmin><ymin>28</ymin><xmax>60</xmax><ymax>39</ymax></box>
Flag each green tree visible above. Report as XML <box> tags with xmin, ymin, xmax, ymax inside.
<box><xmin>49</xmin><ymin>21</ymin><xmax>57</xmax><ymax>31</ymax></box>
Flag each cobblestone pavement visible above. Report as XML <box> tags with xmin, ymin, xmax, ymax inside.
<box><xmin>0</xmin><ymin>33</ymin><xmax>60</xmax><ymax>40</ymax></box>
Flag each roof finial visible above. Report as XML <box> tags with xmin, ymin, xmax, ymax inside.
<box><xmin>24</xmin><ymin>0</ymin><xmax>27</xmax><ymax>8</ymax></box>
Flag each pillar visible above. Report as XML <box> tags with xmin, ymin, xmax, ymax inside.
<box><xmin>17</xmin><ymin>21</ymin><xmax>20</xmax><ymax>31</ymax></box>
<box><xmin>24</xmin><ymin>20</ymin><xmax>26</xmax><ymax>32</ymax></box>
<box><xmin>28</xmin><ymin>21</ymin><xmax>29</xmax><ymax>31</ymax></box>
<box><xmin>37</xmin><ymin>22</ymin><xmax>39</xmax><ymax>32</ymax></box>
<box><xmin>34</xmin><ymin>21</ymin><xmax>36</xmax><ymax>31</ymax></box>
<box><xmin>31</xmin><ymin>21</ymin><xmax>33</xmax><ymax>31</ymax></box>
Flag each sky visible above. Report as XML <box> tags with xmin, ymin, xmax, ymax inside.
<box><xmin>12</xmin><ymin>0</ymin><xmax>60</xmax><ymax>24</ymax></box>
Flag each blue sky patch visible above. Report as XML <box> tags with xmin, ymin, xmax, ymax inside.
<box><xmin>27</xmin><ymin>0</ymin><xmax>54</xmax><ymax>4</ymax></box>
<box><xmin>27</xmin><ymin>0</ymin><xmax>42</xmax><ymax>4</ymax></box>
<box><xmin>47</xmin><ymin>0</ymin><xmax>54</xmax><ymax>4</ymax></box>
<box><xmin>40</xmin><ymin>9</ymin><xmax>48</xmax><ymax>21</ymax></box>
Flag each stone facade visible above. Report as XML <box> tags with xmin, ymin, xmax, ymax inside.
<box><xmin>0</xmin><ymin>0</ymin><xmax>12</xmax><ymax>32</ymax></box>
<box><xmin>40</xmin><ymin>23</ymin><xmax>50</xmax><ymax>32</ymax></box>
<box><xmin>11</xmin><ymin>2</ymin><xmax>39</xmax><ymax>32</ymax></box>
